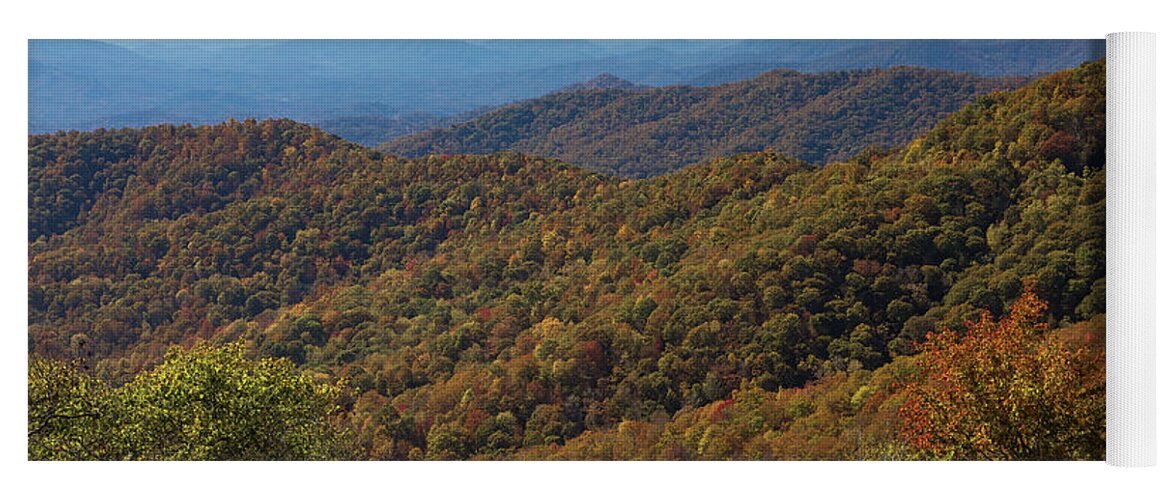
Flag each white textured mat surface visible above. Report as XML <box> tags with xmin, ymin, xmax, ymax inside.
<box><xmin>1106</xmin><ymin>31</ymin><xmax>1157</xmax><ymax>467</ymax></box>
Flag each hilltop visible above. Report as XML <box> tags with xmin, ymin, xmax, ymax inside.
<box><xmin>558</xmin><ymin>73</ymin><xmax>646</xmax><ymax>92</ymax></box>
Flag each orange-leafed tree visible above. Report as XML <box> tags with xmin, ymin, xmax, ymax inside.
<box><xmin>899</xmin><ymin>291</ymin><xmax>1104</xmax><ymax>460</ymax></box>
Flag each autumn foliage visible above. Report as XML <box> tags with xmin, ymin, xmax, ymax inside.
<box><xmin>383</xmin><ymin>67</ymin><xmax>1020</xmax><ymax>177</ymax></box>
<box><xmin>28</xmin><ymin>61</ymin><xmax>1106</xmax><ymax>460</ymax></box>
<box><xmin>898</xmin><ymin>291</ymin><xmax>1105</xmax><ymax>460</ymax></box>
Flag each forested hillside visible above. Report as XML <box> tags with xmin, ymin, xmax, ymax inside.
<box><xmin>383</xmin><ymin>67</ymin><xmax>1022</xmax><ymax>177</ymax></box>
<box><xmin>29</xmin><ymin>60</ymin><xmax>1105</xmax><ymax>460</ymax></box>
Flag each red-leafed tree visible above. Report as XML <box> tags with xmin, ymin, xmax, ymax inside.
<box><xmin>899</xmin><ymin>291</ymin><xmax>1104</xmax><ymax>460</ymax></box>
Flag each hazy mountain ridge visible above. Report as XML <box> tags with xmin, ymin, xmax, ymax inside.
<box><xmin>30</xmin><ymin>39</ymin><xmax>1103</xmax><ymax>137</ymax></box>
<box><xmin>558</xmin><ymin>73</ymin><xmax>646</xmax><ymax>93</ymax></box>
<box><xmin>383</xmin><ymin>66</ymin><xmax>1025</xmax><ymax>176</ymax></box>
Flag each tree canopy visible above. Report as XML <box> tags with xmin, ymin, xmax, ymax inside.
<box><xmin>28</xmin><ymin>343</ymin><xmax>352</xmax><ymax>460</ymax></box>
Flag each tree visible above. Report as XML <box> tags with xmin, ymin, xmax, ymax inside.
<box><xmin>898</xmin><ymin>291</ymin><xmax>1104</xmax><ymax>460</ymax></box>
<box><xmin>28</xmin><ymin>343</ymin><xmax>353</xmax><ymax>460</ymax></box>
<box><xmin>28</xmin><ymin>358</ymin><xmax>119</xmax><ymax>460</ymax></box>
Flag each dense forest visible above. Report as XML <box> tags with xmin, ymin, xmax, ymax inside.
<box><xmin>29</xmin><ymin>60</ymin><xmax>1105</xmax><ymax>460</ymax></box>
<box><xmin>383</xmin><ymin>66</ymin><xmax>1023</xmax><ymax>177</ymax></box>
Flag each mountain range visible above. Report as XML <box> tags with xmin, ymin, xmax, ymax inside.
<box><xmin>383</xmin><ymin>66</ymin><xmax>1024</xmax><ymax>176</ymax></box>
<box><xmin>30</xmin><ymin>39</ymin><xmax>1103</xmax><ymax>138</ymax></box>
<box><xmin>29</xmin><ymin>60</ymin><xmax>1106</xmax><ymax>459</ymax></box>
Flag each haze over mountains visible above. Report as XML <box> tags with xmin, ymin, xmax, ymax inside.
<box><xmin>30</xmin><ymin>39</ymin><xmax>1103</xmax><ymax>139</ymax></box>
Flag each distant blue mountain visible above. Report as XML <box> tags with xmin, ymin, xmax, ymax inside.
<box><xmin>29</xmin><ymin>39</ymin><xmax>1104</xmax><ymax>136</ymax></box>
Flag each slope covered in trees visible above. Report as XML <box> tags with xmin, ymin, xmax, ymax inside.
<box><xmin>383</xmin><ymin>67</ymin><xmax>1023</xmax><ymax>177</ymax></box>
<box><xmin>29</xmin><ymin>60</ymin><xmax>1105</xmax><ymax>460</ymax></box>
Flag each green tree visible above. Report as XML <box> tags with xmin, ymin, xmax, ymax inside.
<box><xmin>28</xmin><ymin>358</ymin><xmax>119</xmax><ymax>460</ymax></box>
<box><xmin>28</xmin><ymin>343</ymin><xmax>352</xmax><ymax>460</ymax></box>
